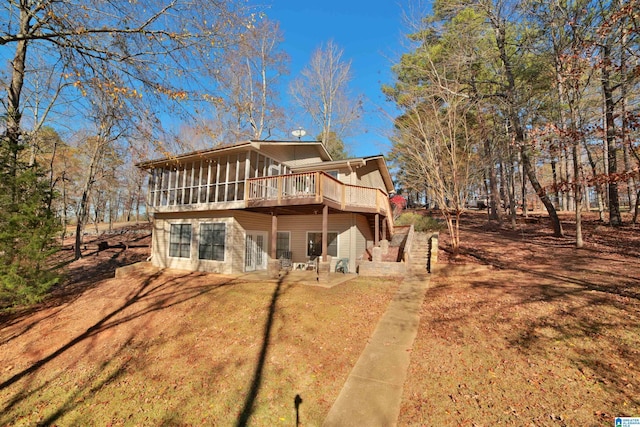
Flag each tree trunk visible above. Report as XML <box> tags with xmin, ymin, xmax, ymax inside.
<box><xmin>601</xmin><ymin>44</ymin><xmax>622</xmax><ymax>226</ymax></box>
<box><xmin>74</xmin><ymin>189</ymin><xmax>90</xmax><ymax>260</ymax></box>
<box><xmin>583</xmin><ymin>183</ymin><xmax>591</xmax><ymax>212</ymax></box>
<box><xmin>135</xmin><ymin>180</ymin><xmax>142</xmax><ymax>224</ymax></box>
<box><xmin>583</xmin><ymin>138</ymin><xmax>606</xmax><ymax>221</ymax></box>
<box><xmin>443</xmin><ymin>210</ymin><xmax>460</xmax><ymax>257</ymax></box>
<box><xmin>619</xmin><ymin>18</ymin><xmax>637</xmax><ymax>215</ymax></box>
<box><xmin>521</xmin><ymin>145</ymin><xmax>564</xmax><ymax>236</ymax></box>
<box><xmin>5</xmin><ymin>9</ymin><xmax>30</xmax><ymax>203</ymax></box>
<box><xmin>572</xmin><ymin>141</ymin><xmax>583</xmax><ymax>248</ymax></box>
<box><xmin>521</xmin><ymin>158</ymin><xmax>528</xmax><ymax>217</ymax></box>
<box><xmin>564</xmin><ymin>146</ymin><xmax>573</xmax><ymax>211</ymax></box>
<box><xmin>74</xmin><ymin>139</ymin><xmax>105</xmax><ymax>260</ymax></box>
<box><xmin>551</xmin><ymin>158</ymin><xmax>560</xmax><ymax>208</ymax></box>
<box><xmin>492</xmin><ymin>22</ymin><xmax>562</xmax><ymax>236</ymax></box>
<box><xmin>61</xmin><ymin>173</ymin><xmax>68</xmax><ymax>245</ymax></box>
<box><xmin>504</xmin><ymin>154</ymin><xmax>517</xmax><ymax>229</ymax></box>
<box><xmin>484</xmin><ymin>138</ymin><xmax>502</xmax><ymax>223</ymax></box>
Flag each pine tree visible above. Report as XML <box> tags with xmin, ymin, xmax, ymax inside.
<box><xmin>0</xmin><ymin>134</ymin><xmax>60</xmax><ymax>307</ymax></box>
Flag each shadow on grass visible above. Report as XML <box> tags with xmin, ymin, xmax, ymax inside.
<box><xmin>430</xmin><ymin>246</ymin><xmax>640</xmax><ymax>411</ymax></box>
<box><xmin>35</xmin><ymin>336</ymin><xmax>136</xmax><ymax>426</ymax></box>
<box><xmin>236</xmin><ymin>271</ymin><xmax>288</xmax><ymax>427</ymax></box>
<box><xmin>421</xmin><ymin>213</ymin><xmax>640</xmax><ymax>416</ymax></box>
<box><xmin>0</xmin><ymin>235</ymin><xmax>151</xmax><ymax>346</ymax></box>
<box><xmin>0</xmin><ymin>269</ymin><xmax>237</xmax><ymax>419</ymax></box>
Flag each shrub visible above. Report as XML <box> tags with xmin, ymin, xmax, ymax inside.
<box><xmin>395</xmin><ymin>212</ymin><xmax>443</xmax><ymax>232</ymax></box>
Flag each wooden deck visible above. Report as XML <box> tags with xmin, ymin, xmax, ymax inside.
<box><xmin>246</xmin><ymin>172</ymin><xmax>390</xmax><ymax>216</ymax></box>
<box><xmin>147</xmin><ymin>170</ymin><xmax>393</xmax><ymax>237</ymax></box>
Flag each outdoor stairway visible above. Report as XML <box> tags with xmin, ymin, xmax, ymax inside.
<box><xmin>407</xmin><ymin>232</ymin><xmax>435</xmax><ymax>274</ymax></box>
<box><xmin>385</xmin><ymin>226</ymin><xmax>409</xmax><ymax>262</ymax></box>
<box><xmin>366</xmin><ymin>215</ymin><xmax>393</xmax><ymax>241</ymax></box>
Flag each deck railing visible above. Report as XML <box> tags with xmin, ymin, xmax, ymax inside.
<box><xmin>247</xmin><ymin>171</ymin><xmax>391</xmax><ymax>217</ymax></box>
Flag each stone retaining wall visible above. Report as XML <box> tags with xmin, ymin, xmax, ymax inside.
<box><xmin>357</xmin><ymin>231</ymin><xmax>439</xmax><ymax>277</ymax></box>
<box><xmin>357</xmin><ymin>260</ymin><xmax>407</xmax><ymax>277</ymax></box>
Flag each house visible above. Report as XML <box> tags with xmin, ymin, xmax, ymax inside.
<box><xmin>137</xmin><ymin>140</ymin><xmax>396</xmax><ymax>277</ymax></box>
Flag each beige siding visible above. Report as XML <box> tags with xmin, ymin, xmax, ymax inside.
<box><xmin>230</xmin><ymin>220</ymin><xmax>246</xmax><ymax>273</ymax></box>
<box><xmin>356</xmin><ymin>214</ymin><xmax>374</xmax><ymax>265</ymax></box>
<box><xmin>259</xmin><ymin>144</ymin><xmax>325</xmax><ymax>166</ymax></box>
<box><xmin>152</xmin><ymin>212</ymin><xmax>236</xmax><ymax>274</ymax></box>
<box><xmin>151</xmin><ymin>210</ymin><xmax>275</xmax><ymax>274</ymax></box>
<box><xmin>151</xmin><ymin>210</ymin><xmax>373</xmax><ymax>274</ymax></box>
<box><xmin>273</xmin><ymin>213</ymin><xmax>370</xmax><ymax>273</ymax></box>
<box><xmin>233</xmin><ymin>210</ymin><xmax>273</xmax><ymax>231</ymax></box>
<box><xmin>337</xmin><ymin>170</ymin><xmax>357</xmax><ymax>186</ymax></box>
<box><xmin>356</xmin><ymin>162</ymin><xmax>386</xmax><ymax>191</ymax></box>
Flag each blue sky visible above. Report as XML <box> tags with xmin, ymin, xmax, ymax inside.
<box><xmin>264</xmin><ymin>1</ymin><xmax>412</xmax><ymax>157</ymax></box>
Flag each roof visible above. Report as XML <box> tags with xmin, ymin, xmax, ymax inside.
<box><xmin>135</xmin><ymin>140</ymin><xmax>394</xmax><ymax>193</ymax></box>
<box><xmin>136</xmin><ymin>140</ymin><xmax>332</xmax><ymax>169</ymax></box>
<box><xmin>289</xmin><ymin>155</ymin><xmax>395</xmax><ymax>193</ymax></box>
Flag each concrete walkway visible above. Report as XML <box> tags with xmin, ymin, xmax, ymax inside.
<box><xmin>323</xmin><ymin>273</ymin><xmax>430</xmax><ymax>426</ymax></box>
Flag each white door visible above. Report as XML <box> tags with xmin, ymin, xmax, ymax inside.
<box><xmin>245</xmin><ymin>231</ymin><xmax>267</xmax><ymax>271</ymax></box>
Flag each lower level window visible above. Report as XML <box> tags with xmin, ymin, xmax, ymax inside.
<box><xmin>307</xmin><ymin>232</ymin><xmax>338</xmax><ymax>257</ymax></box>
<box><xmin>276</xmin><ymin>231</ymin><xmax>290</xmax><ymax>259</ymax></box>
<box><xmin>199</xmin><ymin>223</ymin><xmax>226</xmax><ymax>260</ymax></box>
<box><xmin>169</xmin><ymin>224</ymin><xmax>191</xmax><ymax>258</ymax></box>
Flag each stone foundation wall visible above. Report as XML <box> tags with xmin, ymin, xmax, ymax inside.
<box><xmin>357</xmin><ymin>261</ymin><xmax>407</xmax><ymax>277</ymax></box>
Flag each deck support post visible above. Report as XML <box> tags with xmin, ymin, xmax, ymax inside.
<box><xmin>382</xmin><ymin>217</ymin><xmax>387</xmax><ymax>240</ymax></box>
<box><xmin>271</xmin><ymin>213</ymin><xmax>278</xmax><ymax>260</ymax></box>
<box><xmin>322</xmin><ymin>204</ymin><xmax>328</xmax><ymax>262</ymax></box>
<box><xmin>268</xmin><ymin>212</ymin><xmax>280</xmax><ymax>278</ymax></box>
<box><xmin>375</xmin><ymin>213</ymin><xmax>380</xmax><ymax>246</ymax></box>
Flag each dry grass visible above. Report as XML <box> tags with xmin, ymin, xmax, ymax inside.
<box><xmin>3</xmin><ymin>212</ymin><xmax>639</xmax><ymax>426</ymax></box>
<box><xmin>0</xmin><ymin>269</ymin><xmax>400</xmax><ymax>426</ymax></box>
<box><xmin>399</xmin><ymin>211</ymin><xmax>640</xmax><ymax>426</ymax></box>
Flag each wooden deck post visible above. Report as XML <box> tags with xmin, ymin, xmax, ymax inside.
<box><xmin>382</xmin><ymin>217</ymin><xmax>387</xmax><ymax>240</ymax></box>
<box><xmin>277</xmin><ymin>176</ymin><xmax>282</xmax><ymax>204</ymax></box>
<box><xmin>322</xmin><ymin>204</ymin><xmax>328</xmax><ymax>262</ymax></box>
<box><xmin>316</xmin><ymin>172</ymin><xmax>322</xmax><ymax>203</ymax></box>
<box><xmin>374</xmin><ymin>213</ymin><xmax>380</xmax><ymax>246</ymax></box>
<box><xmin>271</xmin><ymin>213</ymin><xmax>278</xmax><ymax>259</ymax></box>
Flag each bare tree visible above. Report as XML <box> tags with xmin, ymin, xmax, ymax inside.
<box><xmin>211</xmin><ymin>17</ymin><xmax>289</xmax><ymax>142</ymax></box>
<box><xmin>73</xmin><ymin>88</ymin><xmax>128</xmax><ymax>259</ymax></box>
<box><xmin>390</xmin><ymin>55</ymin><xmax>482</xmax><ymax>255</ymax></box>
<box><xmin>289</xmin><ymin>40</ymin><xmax>362</xmax><ymax>159</ymax></box>
<box><xmin>527</xmin><ymin>0</ymin><xmax>597</xmax><ymax>247</ymax></box>
<box><xmin>1</xmin><ymin>0</ymin><xmax>250</xmax><ymax>151</ymax></box>
<box><xmin>221</xmin><ymin>18</ymin><xmax>289</xmax><ymax>139</ymax></box>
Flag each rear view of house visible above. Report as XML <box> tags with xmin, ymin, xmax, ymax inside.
<box><xmin>137</xmin><ymin>140</ymin><xmax>395</xmax><ymax>276</ymax></box>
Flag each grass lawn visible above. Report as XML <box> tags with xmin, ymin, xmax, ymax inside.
<box><xmin>0</xmin><ymin>271</ymin><xmax>399</xmax><ymax>426</ymax></box>
<box><xmin>3</xmin><ymin>212</ymin><xmax>639</xmax><ymax>426</ymax></box>
<box><xmin>399</xmin><ymin>212</ymin><xmax>640</xmax><ymax>426</ymax></box>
